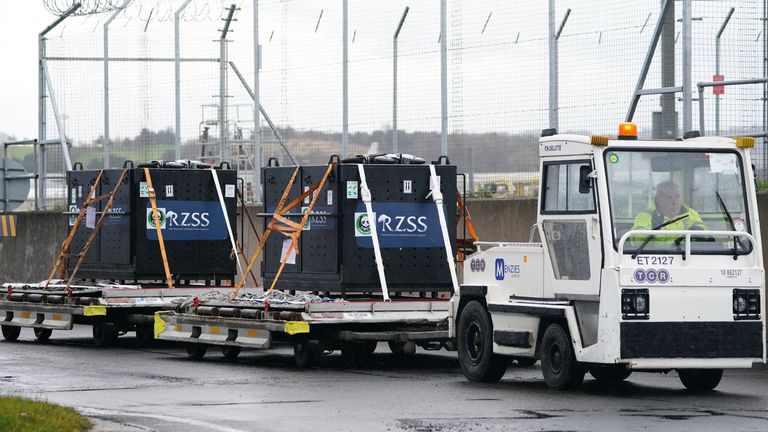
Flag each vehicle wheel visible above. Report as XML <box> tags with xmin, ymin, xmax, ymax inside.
<box><xmin>540</xmin><ymin>323</ymin><xmax>584</xmax><ymax>390</ymax></box>
<box><xmin>388</xmin><ymin>341</ymin><xmax>415</xmax><ymax>355</ymax></box>
<box><xmin>360</xmin><ymin>341</ymin><xmax>377</xmax><ymax>356</ymax></box>
<box><xmin>1</xmin><ymin>325</ymin><xmax>20</xmax><ymax>342</ymax></box>
<box><xmin>457</xmin><ymin>301</ymin><xmax>508</xmax><ymax>382</ymax></box>
<box><xmin>388</xmin><ymin>341</ymin><xmax>406</xmax><ymax>354</ymax></box>
<box><xmin>186</xmin><ymin>344</ymin><xmax>208</xmax><ymax>360</ymax></box>
<box><xmin>221</xmin><ymin>346</ymin><xmax>242</xmax><ymax>361</ymax></box>
<box><xmin>92</xmin><ymin>323</ymin><xmax>118</xmax><ymax>347</ymax></box>
<box><xmin>294</xmin><ymin>338</ymin><xmax>321</xmax><ymax>368</ymax></box>
<box><xmin>33</xmin><ymin>328</ymin><xmax>52</xmax><ymax>343</ymax></box>
<box><xmin>135</xmin><ymin>324</ymin><xmax>154</xmax><ymax>347</ymax></box>
<box><xmin>514</xmin><ymin>357</ymin><xmax>537</xmax><ymax>367</ymax></box>
<box><xmin>341</xmin><ymin>343</ymin><xmax>362</xmax><ymax>368</ymax></box>
<box><xmin>589</xmin><ymin>364</ymin><xmax>632</xmax><ymax>382</ymax></box>
<box><xmin>678</xmin><ymin>369</ymin><xmax>723</xmax><ymax>392</ymax></box>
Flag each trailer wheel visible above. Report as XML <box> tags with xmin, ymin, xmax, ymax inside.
<box><xmin>33</xmin><ymin>328</ymin><xmax>52</xmax><ymax>343</ymax></box>
<box><xmin>1</xmin><ymin>325</ymin><xmax>20</xmax><ymax>342</ymax></box>
<box><xmin>135</xmin><ymin>324</ymin><xmax>154</xmax><ymax>347</ymax></box>
<box><xmin>589</xmin><ymin>364</ymin><xmax>631</xmax><ymax>382</ymax></box>
<box><xmin>360</xmin><ymin>341</ymin><xmax>377</xmax><ymax>356</ymax></box>
<box><xmin>186</xmin><ymin>344</ymin><xmax>208</xmax><ymax>360</ymax></box>
<box><xmin>457</xmin><ymin>300</ymin><xmax>508</xmax><ymax>382</ymax></box>
<box><xmin>222</xmin><ymin>346</ymin><xmax>242</xmax><ymax>361</ymax></box>
<box><xmin>92</xmin><ymin>323</ymin><xmax>118</xmax><ymax>347</ymax></box>
<box><xmin>540</xmin><ymin>323</ymin><xmax>584</xmax><ymax>390</ymax></box>
<box><xmin>388</xmin><ymin>341</ymin><xmax>416</xmax><ymax>355</ymax></box>
<box><xmin>678</xmin><ymin>369</ymin><xmax>723</xmax><ymax>392</ymax></box>
<box><xmin>294</xmin><ymin>338</ymin><xmax>321</xmax><ymax>368</ymax></box>
<box><xmin>514</xmin><ymin>357</ymin><xmax>537</xmax><ymax>367</ymax></box>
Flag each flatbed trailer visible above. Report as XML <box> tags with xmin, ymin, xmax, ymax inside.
<box><xmin>155</xmin><ymin>295</ymin><xmax>452</xmax><ymax>367</ymax></box>
<box><xmin>0</xmin><ymin>282</ymin><xmax>249</xmax><ymax>346</ymax></box>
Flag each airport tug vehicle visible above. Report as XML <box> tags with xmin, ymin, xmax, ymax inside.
<box><xmin>452</xmin><ymin>124</ymin><xmax>766</xmax><ymax>391</ymax></box>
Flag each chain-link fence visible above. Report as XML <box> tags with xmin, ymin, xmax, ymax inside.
<box><xmin>20</xmin><ymin>0</ymin><xmax>768</xmax><ymax>208</ymax></box>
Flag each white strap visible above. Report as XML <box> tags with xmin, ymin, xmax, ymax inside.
<box><xmin>210</xmin><ymin>168</ymin><xmax>244</xmax><ymax>276</ymax></box>
<box><xmin>428</xmin><ymin>164</ymin><xmax>459</xmax><ymax>293</ymax></box>
<box><xmin>357</xmin><ymin>164</ymin><xmax>391</xmax><ymax>301</ymax></box>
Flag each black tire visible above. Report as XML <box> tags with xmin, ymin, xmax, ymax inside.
<box><xmin>457</xmin><ymin>301</ymin><xmax>508</xmax><ymax>382</ymax></box>
<box><xmin>514</xmin><ymin>357</ymin><xmax>538</xmax><ymax>367</ymax></box>
<box><xmin>540</xmin><ymin>323</ymin><xmax>584</xmax><ymax>390</ymax></box>
<box><xmin>678</xmin><ymin>369</ymin><xmax>723</xmax><ymax>392</ymax></box>
<box><xmin>388</xmin><ymin>341</ymin><xmax>416</xmax><ymax>355</ymax></box>
<box><xmin>92</xmin><ymin>323</ymin><xmax>118</xmax><ymax>347</ymax></box>
<box><xmin>589</xmin><ymin>364</ymin><xmax>632</xmax><ymax>382</ymax></box>
<box><xmin>294</xmin><ymin>338</ymin><xmax>321</xmax><ymax>368</ymax></box>
<box><xmin>186</xmin><ymin>344</ymin><xmax>208</xmax><ymax>360</ymax></box>
<box><xmin>221</xmin><ymin>346</ymin><xmax>242</xmax><ymax>361</ymax></box>
<box><xmin>135</xmin><ymin>324</ymin><xmax>154</xmax><ymax>347</ymax></box>
<box><xmin>33</xmin><ymin>328</ymin><xmax>52</xmax><ymax>343</ymax></box>
<box><xmin>341</xmin><ymin>343</ymin><xmax>360</xmax><ymax>368</ymax></box>
<box><xmin>360</xmin><ymin>341</ymin><xmax>377</xmax><ymax>356</ymax></box>
<box><xmin>1</xmin><ymin>325</ymin><xmax>20</xmax><ymax>342</ymax></box>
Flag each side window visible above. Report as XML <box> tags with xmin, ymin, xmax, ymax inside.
<box><xmin>542</xmin><ymin>162</ymin><xmax>595</xmax><ymax>213</ymax></box>
<box><xmin>542</xmin><ymin>220</ymin><xmax>591</xmax><ymax>280</ymax></box>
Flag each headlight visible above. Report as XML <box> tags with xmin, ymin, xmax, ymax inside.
<box><xmin>622</xmin><ymin>289</ymin><xmax>650</xmax><ymax>320</ymax></box>
<box><xmin>733</xmin><ymin>296</ymin><xmax>747</xmax><ymax>314</ymax></box>
<box><xmin>733</xmin><ymin>289</ymin><xmax>761</xmax><ymax>320</ymax></box>
<box><xmin>633</xmin><ymin>296</ymin><xmax>647</xmax><ymax>313</ymax></box>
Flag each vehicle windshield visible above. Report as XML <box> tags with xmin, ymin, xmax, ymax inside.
<box><xmin>604</xmin><ymin>149</ymin><xmax>752</xmax><ymax>255</ymax></box>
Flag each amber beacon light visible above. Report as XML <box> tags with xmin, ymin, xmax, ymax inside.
<box><xmin>618</xmin><ymin>122</ymin><xmax>638</xmax><ymax>140</ymax></box>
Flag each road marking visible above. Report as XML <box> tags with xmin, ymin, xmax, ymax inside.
<box><xmin>80</xmin><ymin>407</ymin><xmax>250</xmax><ymax>432</ymax></box>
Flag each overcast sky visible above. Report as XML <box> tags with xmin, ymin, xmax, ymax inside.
<box><xmin>0</xmin><ymin>2</ymin><xmax>52</xmax><ymax>139</ymax></box>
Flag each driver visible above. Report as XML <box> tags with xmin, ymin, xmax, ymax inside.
<box><xmin>632</xmin><ymin>180</ymin><xmax>707</xmax><ymax>233</ymax></box>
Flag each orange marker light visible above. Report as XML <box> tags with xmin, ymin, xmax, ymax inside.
<box><xmin>618</xmin><ymin>122</ymin><xmax>638</xmax><ymax>140</ymax></box>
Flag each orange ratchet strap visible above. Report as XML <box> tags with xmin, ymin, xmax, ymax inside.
<box><xmin>265</xmin><ymin>163</ymin><xmax>335</xmax><ymax>296</ymax></box>
<box><xmin>65</xmin><ymin>169</ymin><xmax>129</xmax><ymax>295</ymax></box>
<box><xmin>233</xmin><ymin>166</ymin><xmax>301</xmax><ymax>295</ymax></box>
<box><xmin>46</xmin><ymin>169</ymin><xmax>105</xmax><ymax>289</ymax></box>
<box><xmin>144</xmin><ymin>168</ymin><xmax>174</xmax><ymax>289</ymax></box>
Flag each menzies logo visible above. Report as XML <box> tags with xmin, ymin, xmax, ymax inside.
<box><xmin>495</xmin><ymin>258</ymin><xmax>521</xmax><ymax>281</ymax></box>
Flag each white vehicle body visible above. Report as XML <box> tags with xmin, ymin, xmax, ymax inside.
<box><xmin>452</xmin><ymin>131</ymin><xmax>766</xmax><ymax>390</ymax></box>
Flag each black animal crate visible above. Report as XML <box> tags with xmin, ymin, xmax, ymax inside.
<box><xmin>262</xmin><ymin>160</ymin><xmax>457</xmax><ymax>295</ymax></box>
<box><xmin>65</xmin><ymin>163</ymin><xmax>238</xmax><ymax>282</ymax></box>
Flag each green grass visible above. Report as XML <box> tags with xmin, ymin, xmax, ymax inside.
<box><xmin>0</xmin><ymin>396</ymin><xmax>91</xmax><ymax>432</ymax></box>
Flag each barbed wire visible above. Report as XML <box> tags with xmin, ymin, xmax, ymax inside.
<box><xmin>44</xmin><ymin>0</ymin><xmax>237</xmax><ymax>21</ymax></box>
<box><xmin>43</xmin><ymin>0</ymin><xmax>121</xmax><ymax>16</ymax></box>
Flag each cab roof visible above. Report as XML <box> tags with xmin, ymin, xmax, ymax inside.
<box><xmin>539</xmin><ymin>134</ymin><xmax>743</xmax><ymax>158</ymax></box>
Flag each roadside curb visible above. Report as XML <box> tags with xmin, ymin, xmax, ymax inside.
<box><xmin>88</xmin><ymin>417</ymin><xmax>148</xmax><ymax>432</ymax></box>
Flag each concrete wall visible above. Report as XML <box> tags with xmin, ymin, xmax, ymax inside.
<box><xmin>0</xmin><ymin>212</ymin><xmax>69</xmax><ymax>283</ymax></box>
<box><xmin>3</xmin><ymin>194</ymin><xmax>768</xmax><ymax>283</ymax></box>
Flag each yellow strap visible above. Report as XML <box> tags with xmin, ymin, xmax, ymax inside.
<box><xmin>144</xmin><ymin>168</ymin><xmax>174</xmax><ymax>290</ymax></box>
<box><xmin>46</xmin><ymin>169</ymin><xmax>104</xmax><ymax>289</ymax></box>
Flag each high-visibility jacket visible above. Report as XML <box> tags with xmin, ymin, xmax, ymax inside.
<box><xmin>631</xmin><ymin>203</ymin><xmax>707</xmax><ymax>242</ymax></box>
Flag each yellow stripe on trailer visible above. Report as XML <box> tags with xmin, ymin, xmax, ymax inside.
<box><xmin>8</xmin><ymin>215</ymin><xmax>15</xmax><ymax>237</ymax></box>
<box><xmin>284</xmin><ymin>321</ymin><xmax>309</xmax><ymax>335</ymax></box>
<box><xmin>154</xmin><ymin>312</ymin><xmax>166</xmax><ymax>339</ymax></box>
<box><xmin>83</xmin><ymin>305</ymin><xmax>107</xmax><ymax>316</ymax></box>
<box><xmin>1</xmin><ymin>215</ymin><xmax>7</xmax><ymax>237</ymax></box>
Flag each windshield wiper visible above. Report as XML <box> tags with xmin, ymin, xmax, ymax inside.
<box><xmin>631</xmin><ymin>214</ymin><xmax>689</xmax><ymax>259</ymax></box>
<box><xmin>715</xmin><ymin>191</ymin><xmax>745</xmax><ymax>260</ymax></box>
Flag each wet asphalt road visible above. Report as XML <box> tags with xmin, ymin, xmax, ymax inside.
<box><xmin>1</xmin><ymin>326</ymin><xmax>767</xmax><ymax>432</ymax></box>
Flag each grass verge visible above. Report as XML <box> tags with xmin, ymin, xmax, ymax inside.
<box><xmin>0</xmin><ymin>396</ymin><xmax>91</xmax><ymax>432</ymax></box>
